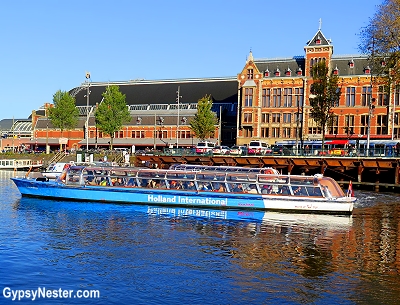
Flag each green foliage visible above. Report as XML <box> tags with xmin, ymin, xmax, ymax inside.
<box><xmin>189</xmin><ymin>94</ymin><xmax>218</xmax><ymax>140</ymax></box>
<box><xmin>309</xmin><ymin>61</ymin><xmax>341</xmax><ymax>148</ymax></box>
<box><xmin>48</xmin><ymin>90</ymin><xmax>79</xmax><ymax>137</ymax></box>
<box><xmin>359</xmin><ymin>0</ymin><xmax>400</xmax><ymax>86</ymax></box>
<box><xmin>95</xmin><ymin>85</ymin><xmax>131</xmax><ymax>149</ymax></box>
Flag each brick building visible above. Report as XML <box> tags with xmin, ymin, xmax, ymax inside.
<box><xmin>236</xmin><ymin>28</ymin><xmax>399</xmax><ymax>147</ymax></box>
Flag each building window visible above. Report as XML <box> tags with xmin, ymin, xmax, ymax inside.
<box><xmin>344</xmin><ymin>115</ymin><xmax>355</xmax><ymax>136</ymax></box>
<box><xmin>362</xmin><ymin>86</ymin><xmax>371</xmax><ymax>106</ymax></box>
<box><xmin>283</xmin><ymin>113</ymin><xmax>291</xmax><ymax>123</ymax></box>
<box><xmin>308</xmin><ymin>127</ymin><xmax>321</xmax><ymax>134</ymax></box>
<box><xmin>395</xmin><ymin>85</ymin><xmax>400</xmax><ymax>106</ymax></box>
<box><xmin>114</xmin><ymin>131</ymin><xmax>124</xmax><ymax>138</ymax></box>
<box><xmin>272</xmin><ymin>113</ymin><xmax>281</xmax><ymax>123</ymax></box>
<box><xmin>283</xmin><ymin>88</ymin><xmax>292</xmax><ymax>107</ymax></box>
<box><xmin>282</xmin><ymin>127</ymin><xmax>291</xmax><ymax>138</ymax></box>
<box><xmin>247</xmin><ymin>69</ymin><xmax>253</xmax><ymax>80</ymax></box>
<box><xmin>327</xmin><ymin>115</ymin><xmax>339</xmax><ymax>135</ymax></box>
<box><xmin>274</xmin><ymin>68</ymin><xmax>280</xmax><ymax>77</ymax></box>
<box><xmin>377</xmin><ymin>115</ymin><xmax>388</xmax><ymax>135</ymax></box>
<box><xmin>243</xmin><ymin>113</ymin><xmax>252</xmax><ymax>123</ymax></box>
<box><xmin>243</xmin><ymin>126</ymin><xmax>253</xmax><ymax>138</ymax></box>
<box><xmin>285</xmin><ymin>68</ymin><xmax>291</xmax><ymax>76</ymax></box>
<box><xmin>179</xmin><ymin>130</ymin><xmax>191</xmax><ymax>138</ymax></box>
<box><xmin>262</xmin><ymin>89</ymin><xmax>271</xmax><ymax>107</ymax></box>
<box><xmin>273</xmin><ymin>88</ymin><xmax>281</xmax><ymax>107</ymax></box>
<box><xmin>294</xmin><ymin>113</ymin><xmax>302</xmax><ymax>124</ymax></box>
<box><xmin>377</xmin><ymin>85</ymin><xmax>388</xmax><ymax>106</ymax></box>
<box><xmin>261</xmin><ymin>113</ymin><xmax>270</xmax><ymax>123</ymax></box>
<box><xmin>360</xmin><ymin>115</ymin><xmax>369</xmax><ymax>135</ymax></box>
<box><xmin>264</xmin><ymin>69</ymin><xmax>270</xmax><ymax>77</ymax></box>
<box><xmin>346</xmin><ymin>87</ymin><xmax>356</xmax><ymax>107</ymax></box>
<box><xmin>261</xmin><ymin>127</ymin><xmax>269</xmax><ymax>138</ymax></box>
<box><xmin>295</xmin><ymin>88</ymin><xmax>304</xmax><ymax>108</ymax></box>
<box><xmin>272</xmin><ymin>127</ymin><xmax>280</xmax><ymax>138</ymax></box>
<box><xmin>132</xmin><ymin>130</ymin><xmax>145</xmax><ymax>138</ymax></box>
<box><xmin>244</xmin><ymin>88</ymin><xmax>253</xmax><ymax>107</ymax></box>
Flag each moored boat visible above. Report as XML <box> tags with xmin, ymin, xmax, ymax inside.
<box><xmin>0</xmin><ymin>159</ymin><xmax>43</xmax><ymax>170</ymax></box>
<box><xmin>11</xmin><ymin>165</ymin><xmax>355</xmax><ymax>214</ymax></box>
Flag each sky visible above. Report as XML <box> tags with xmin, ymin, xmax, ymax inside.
<box><xmin>0</xmin><ymin>0</ymin><xmax>383</xmax><ymax>120</ymax></box>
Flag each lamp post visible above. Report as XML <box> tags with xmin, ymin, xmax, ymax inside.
<box><xmin>46</xmin><ymin>106</ymin><xmax>49</xmax><ymax>154</ymax></box>
<box><xmin>85</xmin><ymin>72</ymin><xmax>91</xmax><ymax>151</ymax></box>
<box><xmin>176</xmin><ymin>86</ymin><xmax>181</xmax><ymax>149</ymax></box>
<box><xmin>366</xmin><ymin>38</ymin><xmax>375</xmax><ymax>156</ymax></box>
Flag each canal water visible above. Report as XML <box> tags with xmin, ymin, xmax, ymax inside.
<box><xmin>1</xmin><ymin>170</ymin><xmax>400</xmax><ymax>304</ymax></box>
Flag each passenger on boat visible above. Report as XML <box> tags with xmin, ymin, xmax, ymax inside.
<box><xmin>127</xmin><ymin>178</ymin><xmax>136</xmax><ymax>187</ymax></box>
<box><xmin>261</xmin><ymin>185</ymin><xmax>272</xmax><ymax>194</ymax></box>
<box><xmin>186</xmin><ymin>181</ymin><xmax>196</xmax><ymax>190</ymax></box>
<box><xmin>86</xmin><ymin>176</ymin><xmax>96</xmax><ymax>186</ymax></box>
<box><xmin>293</xmin><ymin>186</ymin><xmax>305</xmax><ymax>196</ymax></box>
<box><xmin>232</xmin><ymin>184</ymin><xmax>244</xmax><ymax>193</ymax></box>
<box><xmin>114</xmin><ymin>178</ymin><xmax>124</xmax><ymax>186</ymax></box>
<box><xmin>170</xmin><ymin>181</ymin><xmax>178</xmax><ymax>189</ymax></box>
<box><xmin>279</xmin><ymin>185</ymin><xmax>291</xmax><ymax>195</ymax></box>
<box><xmin>99</xmin><ymin>178</ymin><xmax>107</xmax><ymax>186</ymax></box>
<box><xmin>248</xmin><ymin>184</ymin><xmax>258</xmax><ymax>194</ymax></box>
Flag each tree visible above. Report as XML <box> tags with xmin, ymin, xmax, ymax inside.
<box><xmin>309</xmin><ymin>61</ymin><xmax>341</xmax><ymax>150</ymax></box>
<box><xmin>189</xmin><ymin>94</ymin><xmax>218</xmax><ymax>141</ymax></box>
<box><xmin>95</xmin><ymin>85</ymin><xmax>131</xmax><ymax>150</ymax></box>
<box><xmin>48</xmin><ymin>90</ymin><xmax>79</xmax><ymax>150</ymax></box>
<box><xmin>359</xmin><ymin>0</ymin><xmax>400</xmax><ymax>85</ymax></box>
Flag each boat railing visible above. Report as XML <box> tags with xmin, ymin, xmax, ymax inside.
<box><xmin>61</xmin><ymin>166</ymin><xmax>338</xmax><ymax>199</ymax></box>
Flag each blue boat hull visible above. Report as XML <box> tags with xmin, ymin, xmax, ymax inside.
<box><xmin>11</xmin><ymin>177</ymin><xmax>354</xmax><ymax>214</ymax></box>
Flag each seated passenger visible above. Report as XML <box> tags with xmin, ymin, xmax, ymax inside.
<box><xmin>232</xmin><ymin>184</ymin><xmax>244</xmax><ymax>193</ymax></box>
<box><xmin>127</xmin><ymin>178</ymin><xmax>136</xmax><ymax>187</ymax></box>
<box><xmin>217</xmin><ymin>184</ymin><xmax>226</xmax><ymax>192</ymax></box>
<box><xmin>186</xmin><ymin>181</ymin><xmax>196</xmax><ymax>190</ymax></box>
<box><xmin>86</xmin><ymin>176</ymin><xmax>96</xmax><ymax>186</ymax></box>
<box><xmin>248</xmin><ymin>184</ymin><xmax>258</xmax><ymax>194</ymax></box>
<box><xmin>114</xmin><ymin>178</ymin><xmax>124</xmax><ymax>186</ymax></box>
<box><xmin>261</xmin><ymin>185</ymin><xmax>271</xmax><ymax>194</ymax></box>
<box><xmin>293</xmin><ymin>186</ymin><xmax>304</xmax><ymax>195</ymax></box>
<box><xmin>280</xmin><ymin>185</ymin><xmax>290</xmax><ymax>195</ymax></box>
<box><xmin>99</xmin><ymin>178</ymin><xmax>107</xmax><ymax>186</ymax></box>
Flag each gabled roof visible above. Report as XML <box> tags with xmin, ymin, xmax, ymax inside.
<box><xmin>306</xmin><ymin>29</ymin><xmax>332</xmax><ymax>47</ymax></box>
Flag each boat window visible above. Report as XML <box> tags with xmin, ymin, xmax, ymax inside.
<box><xmin>306</xmin><ymin>186</ymin><xmax>323</xmax><ymax>197</ymax></box>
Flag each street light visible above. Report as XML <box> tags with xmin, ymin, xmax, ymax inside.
<box><xmin>85</xmin><ymin>72</ymin><xmax>91</xmax><ymax>151</ymax></box>
<box><xmin>176</xmin><ymin>86</ymin><xmax>181</xmax><ymax>149</ymax></box>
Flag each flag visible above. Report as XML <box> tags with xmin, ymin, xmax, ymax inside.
<box><xmin>347</xmin><ymin>181</ymin><xmax>354</xmax><ymax>197</ymax></box>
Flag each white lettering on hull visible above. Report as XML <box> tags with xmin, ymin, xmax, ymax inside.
<box><xmin>147</xmin><ymin>195</ymin><xmax>227</xmax><ymax>206</ymax></box>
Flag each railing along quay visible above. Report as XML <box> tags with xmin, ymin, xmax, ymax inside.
<box><xmin>134</xmin><ymin>151</ymin><xmax>400</xmax><ymax>192</ymax></box>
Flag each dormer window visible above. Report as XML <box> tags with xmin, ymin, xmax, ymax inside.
<box><xmin>247</xmin><ymin>69</ymin><xmax>254</xmax><ymax>79</ymax></box>
<box><xmin>364</xmin><ymin>66</ymin><xmax>371</xmax><ymax>74</ymax></box>
<box><xmin>315</xmin><ymin>35</ymin><xmax>321</xmax><ymax>44</ymax></box>
<box><xmin>349</xmin><ymin>59</ymin><xmax>355</xmax><ymax>68</ymax></box>
<box><xmin>264</xmin><ymin>69</ymin><xmax>270</xmax><ymax>77</ymax></box>
<box><xmin>296</xmin><ymin>67</ymin><xmax>302</xmax><ymax>76</ymax></box>
<box><xmin>136</xmin><ymin>117</ymin><xmax>142</xmax><ymax>124</ymax></box>
<box><xmin>285</xmin><ymin>67</ymin><xmax>291</xmax><ymax>76</ymax></box>
<box><xmin>274</xmin><ymin>68</ymin><xmax>280</xmax><ymax>77</ymax></box>
<box><xmin>333</xmin><ymin>65</ymin><xmax>339</xmax><ymax>75</ymax></box>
